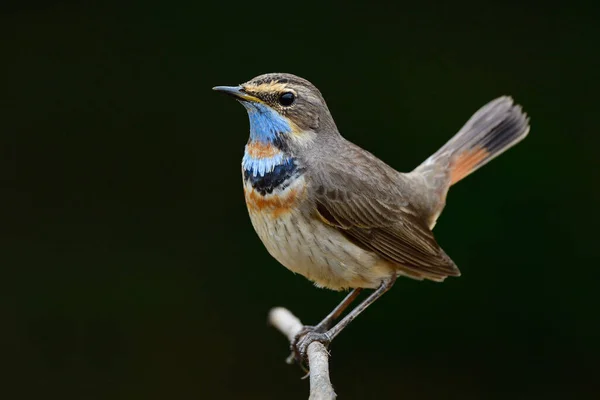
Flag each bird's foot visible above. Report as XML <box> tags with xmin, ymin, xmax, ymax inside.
<box><xmin>290</xmin><ymin>326</ymin><xmax>331</xmax><ymax>369</ymax></box>
<box><xmin>290</xmin><ymin>325</ymin><xmax>327</xmax><ymax>357</ymax></box>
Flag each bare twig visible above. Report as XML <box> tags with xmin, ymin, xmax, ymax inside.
<box><xmin>268</xmin><ymin>307</ymin><xmax>337</xmax><ymax>400</ymax></box>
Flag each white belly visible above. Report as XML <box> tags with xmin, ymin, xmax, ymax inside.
<box><xmin>244</xmin><ymin>177</ymin><xmax>393</xmax><ymax>290</ymax></box>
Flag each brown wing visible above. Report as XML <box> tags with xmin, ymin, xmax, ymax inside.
<box><xmin>311</xmin><ymin>153</ymin><xmax>460</xmax><ymax>281</ymax></box>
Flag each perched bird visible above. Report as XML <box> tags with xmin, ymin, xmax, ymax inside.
<box><xmin>214</xmin><ymin>73</ymin><xmax>529</xmax><ymax>361</ymax></box>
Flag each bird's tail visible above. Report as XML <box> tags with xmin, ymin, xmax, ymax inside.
<box><xmin>411</xmin><ymin>96</ymin><xmax>529</xmax><ymax>228</ymax></box>
<box><xmin>414</xmin><ymin>96</ymin><xmax>530</xmax><ymax>188</ymax></box>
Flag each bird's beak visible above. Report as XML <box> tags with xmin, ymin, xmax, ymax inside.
<box><xmin>212</xmin><ymin>85</ymin><xmax>261</xmax><ymax>103</ymax></box>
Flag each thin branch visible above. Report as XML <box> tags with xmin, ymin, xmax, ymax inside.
<box><xmin>268</xmin><ymin>307</ymin><xmax>337</xmax><ymax>400</ymax></box>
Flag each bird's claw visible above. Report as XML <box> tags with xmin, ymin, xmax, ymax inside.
<box><xmin>291</xmin><ymin>325</ymin><xmax>318</xmax><ymax>347</ymax></box>
<box><xmin>290</xmin><ymin>326</ymin><xmax>331</xmax><ymax>369</ymax></box>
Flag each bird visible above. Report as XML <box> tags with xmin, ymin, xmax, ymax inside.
<box><xmin>213</xmin><ymin>73</ymin><xmax>530</xmax><ymax>363</ymax></box>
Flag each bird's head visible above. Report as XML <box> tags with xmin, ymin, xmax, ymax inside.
<box><xmin>213</xmin><ymin>73</ymin><xmax>337</xmax><ymax>148</ymax></box>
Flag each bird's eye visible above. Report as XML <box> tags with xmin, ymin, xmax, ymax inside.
<box><xmin>278</xmin><ymin>92</ymin><xmax>295</xmax><ymax>106</ymax></box>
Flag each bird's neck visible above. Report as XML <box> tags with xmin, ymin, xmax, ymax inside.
<box><xmin>241</xmin><ymin>102</ymin><xmax>305</xmax><ymax>195</ymax></box>
<box><xmin>242</xmin><ymin>141</ymin><xmax>292</xmax><ymax>177</ymax></box>
<box><xmin>242</xmin><ymin>139</ymin><xmax>305</xmax><ymax>196</ymax></box>
<box><xmin>242</xmin><ymin>101</ymin><xmax>295</xmax><ymax>177</ymax></box>
<box><xmin>244</xmin><ymin>102</ymin><xmax>292</xmax><ymax>143</ymax></box>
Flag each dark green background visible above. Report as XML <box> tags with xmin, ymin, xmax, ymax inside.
<box><xmin>2</xmin><ymin>1</ymin><xmax>599</xmax><ymax>399</ymax></box>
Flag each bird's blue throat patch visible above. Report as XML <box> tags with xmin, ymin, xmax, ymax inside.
<box><xmin>241</xmin><ymin>102</ymin><xmax>303</xmax><ymax>195</ymax></box>
<box><xmin>243</xmin><ymin>102</ymin><xmax>292</xmax><ymax>144</ymax></box>
<box><xmin>242</xmin><ymin>151</ymin><xmax>288</xmax><ymax>177</ymax></box>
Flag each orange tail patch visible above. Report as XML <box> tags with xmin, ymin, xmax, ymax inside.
<box><xmin>449</xmin><ymin>146</ymin><xmax>491</xmax><ymax>185</ymax></box>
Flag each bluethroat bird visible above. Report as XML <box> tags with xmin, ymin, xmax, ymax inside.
<box><xmin>214</xmin><ymin>73</ymin><xmax>529</xmax><ymax>362</ymax></box>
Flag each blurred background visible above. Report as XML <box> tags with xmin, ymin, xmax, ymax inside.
<box><xmin>2</xmin><ymin>1</ymin><xmax>599</xmax><ymax>399</ymax></box>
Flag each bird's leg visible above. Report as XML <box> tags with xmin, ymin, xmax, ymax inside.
<box><xmin>314</xmin><ymin>288</ymin><xmax>364</xmax><ymax>332</ymax></box>
<box><xmin>293</xmin><ymin>275</ymin><xmax>397</xmax><ymax>366</ymax></box>
<box><xmin>325</xmin><ymin>274</ymin><xmax>396</xmax><ymax>341</ymax></box>
<box><xmin>290</xmin><ymin>288</ymin><xmax>362</xmax><ymax>362</ymax></box>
